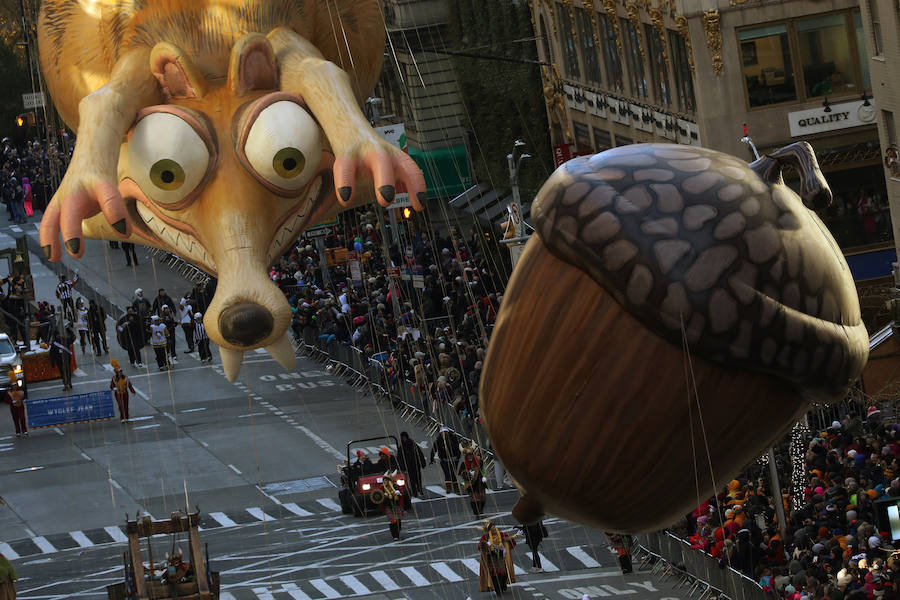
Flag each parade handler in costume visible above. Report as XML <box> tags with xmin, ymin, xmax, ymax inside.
<box><xmin>478</xmin><ymin>520</ymin><xmax>517</xmax><ymax>595</ymax></box>
<box><xmin>380</xmin><ymin>472</ymin><xmax>405</xmax><ymax>541</ymax></box>
<box><xmin>0</xmin><ymin>549</ymin><xmax>16</xmax><ymax>600</ymax></box>
<box><xmin>37</xmin><ymin>1</ymin><xmax>426</xmax><ymax>382</ymax></box>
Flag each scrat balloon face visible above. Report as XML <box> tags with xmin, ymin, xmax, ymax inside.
<box><xmin>37</xmin><ymin>2</ymin><xmax>426</xmax><ymax>381</ymax></box>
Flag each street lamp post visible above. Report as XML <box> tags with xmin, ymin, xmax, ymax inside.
<box><xmin>499</xmin><ymin>140</ymin><xmax>531</xmax><ymax>268</ymax></box>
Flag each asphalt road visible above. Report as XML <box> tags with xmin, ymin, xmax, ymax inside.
<box><xmin>0</xmin><ymin>219</ymin><xmax>688</xmax><ymax>600</ymax></box>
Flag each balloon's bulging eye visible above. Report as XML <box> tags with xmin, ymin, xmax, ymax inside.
<box><xmin>127</xmin><ymin>112</ymin><xmax>211</xmax><ymax>206</ymax></box>
<box><xmin>242</xmin><ymin>101</ymin><xmax>322</xmax><ymax>193</ymax></box>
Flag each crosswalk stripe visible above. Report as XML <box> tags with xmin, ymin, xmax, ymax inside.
<box><xmin>104</xmin><ymin>526</ymin><xmax>128</xmax><ymax>543</ymax></box>
<box><xmin>431</xmin><ymin>561</ymin><xmax>463</xmax><ymax>582</ymax></box>
<box><xmin>254</xmin><ymin>348</ymin><xmax>267</xmax><ymax>354</ymax></box>
<box><xmin>426</xmin><ymin>485</ymin><xmax>448</xmax><ymax>496</ymax></box>
<box><xmin>339</xmin><ymin>575</ymin><xmax>370</xmax><ymax>595</ymax></box>
<box><xmin>283</xmin><ymin>502</ymin><xmax>313</xmax><ymax>517</ymax></box>
<box><xmin>251</xmin><ymin>587</ymin><xmax>276</xmax><ymax>600</ymax></box>
<box><xmin>246</xmin><ymin>507</ymin><xmax>275</xmax><ymax>522</ymax></box>
<box><xmin>70</xmin><ymin>531</ymin><xmax>94</xmax><ymax>548</ymax></box>
<box><xmin>102</xmin><ymin>364</ymin><xmax>114</xmax><ymax>372</ymax></box>
<box><xmin>567</xmin><ymin>546</ymin><xmax>602</xmax><ymax>568</ymax></box>
<box><xmin>73</xmin><ymin>368</ymin><xmax>87</xmax><ymax>377</ymax></box>
<box><xmin>282</xmin><ymin>583</ymin><xmax>311</xmax><ymax>600</ymax></box>
<box><xmin>366</xmin><ymin>446</ymin><xmax>383</xmax><ymax>455</ymax></box>
<box><xmin>461</xmin><ymin>558</ymin><xmax>481</xmax><ymax>574</ymax></box>
<box><xmin>400</xmin><ymin>566</ymin><xmax>430</xmax><ymax>587</ymax></box>
<box><xmin>316</xmin><ymin>498</ymin><xmax>341</xmax><ymax>512</ymax></box>
<box><xmin>218</xmin><ymin>592</ymin><xmax>236</xmax><ymax>600</ymax></box>
<box><xmin>0</xmin><ymin>543</ymin><xmax>19</xmax><ymax>560</ymax></box>
<box><xmin>370</xmin><ymin>569</ymin><xmax>400</xmax><ymax>590</ymax></box>
<box><xmin>309</xmin><ymin>578</ymin><xmax>340</xmax><ymax>598</ymax></box>
<box><xmin>32</xmin><ymin>536</ymin><xmax>56</xmax><ymax>554</ymax></box>
<box><xmin>528</xmin><ymin>552</ymin><xmax>559</xmax><ymax>571</ymax></box>
<box><xmin>209</xmin><ymin>512</ymin><xmax>237</xmax><ymax>527</ymax></box>
<box><xmin>513</xmin><ymin>562</ymin><xmax>526</xmax><ymax>576</ymax></box>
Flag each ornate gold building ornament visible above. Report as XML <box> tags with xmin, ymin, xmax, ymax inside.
<box><xmin>626</xmin><ymin>3</ymin><xmax>646</xmax><ymax>64</ymax></box>
<box><xmin>701</xmin><ymin>9</ymin><xmax>723</xmax><ymax>76</ymax></box>
<box><xmin>561</xmin><ymin>0</ymin><xmax>579</xmax><ymax>41</ymax></box>
<box><xmin>542</xmin><ymin>64</ymin><xmax>572</xmax><ymax>141</ymax></box>
<box><xmin>586</xmin><ymin>0</ymin><xmax>603</xmax><ymax>54</ymax></box>
<box><xmin>675</xmin><ymin>15</ymin><xmax>695</xmax><ymax>75</ymax></box>
<box><xmin>649</xmin><ymin>8</ymin><xmax>669</xmax><ymax>69</ymax></box>
<box><xmin>668</xmin><ymin>0</ymin><xmax>677</xmax><ymax>17</ymax></box>
<box><xmin>602</xmin><ymin>0</ymin><xmax>624</xmax><ymax>57</ymax></box>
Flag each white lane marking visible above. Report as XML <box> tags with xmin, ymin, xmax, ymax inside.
<box><xmin>73</xmin><ymin>368</ymin><xmax>87</xmax><ymax>377</ymax></box>
<box><xmin>129</xmin><ymin>416</ymin><xmax>153</xmax><ymax>422</ymax></box>
<box><xmin>461</xmin><ymin>558</ymin><xmax>481</xmax><ymax>574</ymax></box>
<box><xmin>0</xmin><ymin>543</ymin><xmax>19</xmax><ymax>559</ymax></box>
<box><xmin>426</xmin><ymin>485</ymin><xmax>448</xmax><ymax>496</ymax></box>
<box><xmin>366</xmin><ymin>446</ymin><xmax>382</xmax><ymax>455</ymax></box>
<box><xmin>527</xmin><ymin>552</ymin><xmax>559</xmax><ymax>571</ymax></box>
<box><xmin>296</xmin><ymin>425</ymin><xmax>344</xmax><ymax>461</ymax></box>
<box><xmin>400</xmin><ymin>566</ymin><xmax>430</xmax><ymax>586</ymax></box>
<box><xmin>130</xmin><ymin>384</ymin><xmax>148</xmax><ymax>400</ymax></box>
<box><xmin>209</xmin><ymin>512</ymin><xmax>237</xmax><ymax>527</ymax></box>
<box><xmin>238</xmin><ymin>412</ymin><xmax>267</xmax><ymax>419</ymax></box>
<box><xmin>370</xmin><ymin>570</ymin><xmax>400</xmax><ymax>590</ymax></box>
<box><xmin>567</xmin><ymin>546</ymin><xmax>602</xmax><ymax>568</ymax></box>
<box><xmin>254</xmin><ymin>348</ymin><xmax>267</xmax><ymax>354</ymax></box>
<box><xmin>251</xmin><ymin>588</ymin><xmax>276</xmax><ymax>600</ymax></box>
<box><xmin>15</xmin><ymin>466</ymin><xmax>44</xmax><ymax>473</ymax></box>
<box><xmin>134</xmin><ymin>424</ymin><xmax>160</xmax><ymax>430</ymax></box>
<box><xmin>432</xmin><ymin>561</ymin><xmax>463</xmax><ymax>582</ymax></box>
<box><xmin>283</xmin><ymin>503</ymin><xmax>313</xmax><ymax>517</ymax></box>
<box><xmin>70</xmin><ymin>531</ymin><xmax>94</xmax><ymax>548</ymax></box>
<box><xmin>104</xmin><ymin>526</ymin><xmax>128</xmax><ymax>543</ymax></box>
<box><xmin>80</xmin><ymin>452</ymin><xmax>91</xmax><ymax>461</ymax></box>
<box><xmin>102</xmin><ymin>364</ymin><xmax>114</xmax><ymax>372</ymax></box>
<box><xmin>246</xmin><ymin>507</ymin><xmax>275</xmax><ymax>522</ymax></box>
<box><xmin>181</xmin><ymin>407</ymin><xmax>206</xmax><ymax>413</ymax></box>
<box><xmin>316</xmin><ymin>498</ymin><xmax>341</xmax><ymax>512</ymax></box>
<box><xmin>32</xmin><ymin>536</ymin><xmax>56</xmax><ymax>554</ymax></box>
<box><xmin>228</xmin><ymin>464</ymin><xmax>242</xmax><ymax>475</ymax></box>
<box><xmin>282</xmin><ymin>583</ymin><xmax>311</xmax><ymax>600</ymax></box>
<box><xmin>309</xmin><ymin>578</ymin><xmax>340</xmax><ymax>598</ymax></box>
<box><xmin>108</xmin><ymin>478</ymin><xmax>123</xmax><ymax>491</ymax></box>
<box><xmin>339</xmin><ymin>575</ymin><xmax>370</xmax><ymax>594</ymax></box>
<box><xmin>219</xmin><ymin>593</ymin><xmax>237</xmax><ymax>600</ymax></box>
<box><xmin>9</xmin><ymin>225</ymin><xmax>21</xmax><ymax>233</ymax></box>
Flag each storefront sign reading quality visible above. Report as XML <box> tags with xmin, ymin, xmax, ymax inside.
<box><xmin>788</xmin><ymin>99</ymin><xmax>876</xmax><ymax>137</ymax></box>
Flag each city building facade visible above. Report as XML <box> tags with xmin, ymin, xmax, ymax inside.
<box><xmin>532</xmin><ymin>0</ymin><xmax>893</xmax><ymax>258</ymax></box>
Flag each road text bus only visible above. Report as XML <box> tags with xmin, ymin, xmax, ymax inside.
<box><xmin>557</xmin><ymin>581</ymin><xmax>675</xmax><ymax>599</ymax></box>
<box><xmin>257</xmin><ymin>370</ymin><xmax>337</xmax><ymax>392</ymax></box>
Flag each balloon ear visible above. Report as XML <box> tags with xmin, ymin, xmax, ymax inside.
<box><xmin>150</xmin><ymin>42</ymin><xmax>208</xmax><ymax>100</ymax></box>
<box><xmin>228</xmin><ymin>33</ymin><xmax>278</xmax><ymax>96</ymax></box>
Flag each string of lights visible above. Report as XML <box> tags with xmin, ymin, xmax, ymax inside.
<box><xmin>789</xmin><ymin>418</ymin><xmax>810</xmax><ymax>512</ymax></box>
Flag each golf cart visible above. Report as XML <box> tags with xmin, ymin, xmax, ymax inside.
<box><xmin>337</xmin><ymin>435</ymin><xmax>411</xmax><ymax>516</ymax></box>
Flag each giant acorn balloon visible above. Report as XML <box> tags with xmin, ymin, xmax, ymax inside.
<box><xmin>480</xmin><ymin>142</ymin><xmax>869</xmax><ymax>533</ymax></box>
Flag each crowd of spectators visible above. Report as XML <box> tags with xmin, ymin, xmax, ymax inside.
<box><xmin>268</xmin><ymin>211</ymin><xmax>506</xmax><ymax>430</ymax></box>
<box><xmin>672</xmin><ymin>408</ymin><xmax>900</xmax><ymax>599</ymax></box>
<box><xmin>0</xmin><ymin>137</ymin><xmax>71</xmax><ymax>223</ymax></box>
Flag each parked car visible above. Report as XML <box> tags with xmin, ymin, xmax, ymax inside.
<box><xmin>0</xmin><ymin>333</ymin><xmax>22</xmax><ymax>392</ymax></box>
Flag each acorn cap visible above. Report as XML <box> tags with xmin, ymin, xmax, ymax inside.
<box><xmin>530</xmin><ymin>143</ymin><xmax>868</xmax><ymax>403</ymax></box>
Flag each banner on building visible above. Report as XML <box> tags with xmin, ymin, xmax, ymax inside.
<box><xmin>553</xmin><ymin>143</ymin><xmax>572</xmax><ymax>167</ymax></box>
<box><xmin>27</xmin><ymin>390</ymin><xmax>115</xmax><ymax>429</ymax></box>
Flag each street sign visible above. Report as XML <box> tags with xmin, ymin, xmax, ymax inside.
<box><xmin>305</xmin><ymin>228</ymin><xmax>329</xmax><ymax>238</ymax></box>
<box><xmin>387</xmin><ymin>266</ymin><xmax>401</xmax><ymax>278</ymax></box>
<box><xmin>22</xmin><ymin>92</ymin><xmax>44</xmax><ymax>110</ymax></box>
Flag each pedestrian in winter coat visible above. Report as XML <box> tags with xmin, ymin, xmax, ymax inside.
<box><xmin>398</xmin><ymin>431</ymin><xmax>426</xmax><ymax>497</ymax></box>
<box><xmin>430</xmin><ymin>426</ymin><xmax>461</xmax><ymax>493</ymax></box>
<box><xmin>87</xmin><ymin>299</ymin><xmax>108</xmax><ymax>355</ymax></box>
<box><xmin>520</xmin><ymin>521</ymin><xmax>548</xmax><ymax>573</ymax></box>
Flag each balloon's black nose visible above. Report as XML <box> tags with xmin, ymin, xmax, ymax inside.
<box><xmin>219</xmin><ymin>302</ymin><xmax>273</xmax><ymax>346</ymax></box>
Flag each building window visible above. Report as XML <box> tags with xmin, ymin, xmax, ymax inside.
<box><xmin>574</xmin><ymin>121</ymin><xmax>592</xmax><ymax>153</ymax></box>
<box><xmin>853</xmin><ymin>11</ymin><xmax>872</xmax><ymax>90</ymax></box>
<box><xmin>885</xmin><ymin>110</ymin><xmax>897</xmax><ymax>145</ymax></box>
<box><xmin>599</xmin><ymin>16</ymin><xmax>624</xmax><ymax>92</ymax></box>
<box><xmin>798</xmin><ymin>13</ymin><xmax>857</xmax><ymax>98</ymax></box>
<box><xmin>867</xmin><ymin>0</ymin><xmax>883</xmax><ymax>55</ymax></box>
<box><xmin>557</xmin><ymin>5</ymin><xmax>581</xmax><ymax>78</ymax></box>
<box><xmin>669</xmin><ymin>30</ymin><xmax>696</xmax><ymax>113</ymax></box>
<box><xmin>593</xmin><ymin>127</ymin><xmax>613</xmax><ymax>152</ymax></box>
<box><xmin>577</xmin><ymin>9</ymin><xmax>603</xmax><ymax>84</ymax></box>
<box><xmin>645</xmin><ymin>24</ymin><xmax>671</xmax><ymax>106</ymax></box>
<box><xmin>614</xmin><ymin>134</ymin><xmax>633</xmax><ymax>146</ymax></box>
<box><xmin>621</xmin><ymin>18</ymin><xmax>648</xmax><ymax>99</ymax></box>
<box><xmin>539</xmin><ymin>15</ymin><xmax>553</xmax><ymax>64</ymax></box>
<box><xmin>739</xmin><ymin>24</ymin><xmax>796</xmax><ymax>108</ymax></box>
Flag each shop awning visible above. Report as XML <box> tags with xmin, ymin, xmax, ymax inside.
<box><xmin>408</xmin><ymin>144</ymin><xmax>472</xmax><ymax>200</ymax></box>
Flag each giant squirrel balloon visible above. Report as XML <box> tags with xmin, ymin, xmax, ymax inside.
<box><xmin>37</xmin><ymin>1</ymin><xmax>425</xmax><ymax>381</ymax></box>
<box><xmin>480</xmin><ymin>142</ymin><xmax>869</xmax><ymax>532</ymax></box>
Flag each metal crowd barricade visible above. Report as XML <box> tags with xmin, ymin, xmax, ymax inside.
<box><xmin>294</xmin><ymin>328</ymin><xmax>494</xmax><ymax>462</ymax></box>
<box><xmin>634</xmin><ymin>531</ymin><xmax>765</xmax><ymax>600</ymax></box>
